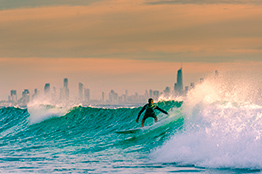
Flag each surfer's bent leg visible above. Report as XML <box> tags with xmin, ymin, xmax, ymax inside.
<box><xmin>142</xmin><ymin>114</ymin><xmax>157</xmax><ymax>127</ymax></box>
<box><xmin>141</xmin><ymin>119</ymin><xmax>145</xmax><ymax>127</ymax></box>
<box><xmin>141</xmin><ymin>115</ymin><xmax>149</xmax><ymax>127</ymax></box>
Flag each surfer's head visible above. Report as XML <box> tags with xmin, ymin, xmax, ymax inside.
<box><xmin>148</xmin><ymin>98</ymin><xmax>154</xmax><ymax>104</ymax></box>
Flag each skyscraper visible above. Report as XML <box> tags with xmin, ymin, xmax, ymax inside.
<box><xmin>84</xmin><ymin>88</ymin><xmax>90</xmax><ymax>102</ymax></box>
<box><xmin>174</xmin><ymin>68</ymin><xmax>183</xmax><ymax>95</ymax></box>
<box><xmin>145</xmin><ymin>90</ymin><xmax>149</xmax><ymax>99</ymax></box>
<box><xmin>79</xmin><ymin>82</ymin><xmax>83</xmax><ymax>101</ymax></box>
<box><xmin>149</xmin><ymin>89</ymin><xmax>153</xmax><ymax>98</ymax></box>
<box><xmin>32</xmin><ymin>88</ymin><xmax>38</xmax><ymax>100</ymax></box>
<box><xmin>177</xmin><ymin>68</ymin><xmax>183</xmax><ymax>95</ymax></box>
<box><xmin>60</xmin><ymin>78</ymin><xmax>69</xmax><ymax>100</ymax></box>
<box><xmin>10</xmin><ymin>90</ymin><xmax>17</xmax><ymax>102</ymax></box>
<box><xmin>44</xmin><ymin>83</ymin><xmax>50</xmax><ymax>95</ymax></box>
<box><xmin>190</xmin><ymin>83</ymin><xmax>195</xmax><ymax>89</ymax></box>
<box><xmin>102</xmin><ymin>92</ymin><xmax>105</xmax><ymax>102</ymax></box>
<box><xmin>109</xmin><ymin>90</ymin><xmax>118</xmax><ymax>103</ymax></box>
<box><xmin>22</xmin><ymin>89</ymin><xmax>30</xmax><ymax>104</ymax></box>
<box><xmin>215</xmin><ymin>70</ymin><xmax>219</xmax><ymax>77</ymax></box>
<box><xmin>64</xmin><ymin>78</ymin><xmax>69</xmax><ymax>100</ymax></box>
<box><xmin>64</xmin><ymin>78</ymin><xmax>68</xmax><ymax>88</ymax></box>
<box><xmin>153</xmin><ymin>90</ymin><xmax>160</xmax><ymax>101</ymax></box>
<box><xmin>185</xmin><ymin>86</ymin><xmax>189</xmax><ymax>94</ymax></box>
<box><xmin>164</xmin><ymin>86</ymin><xmax>171</xmax><ymax>97</ymax></box>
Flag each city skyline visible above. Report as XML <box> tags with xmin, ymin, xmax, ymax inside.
<box><xmin>1</xmin><ymin>58</ymin><xmax>261</xmax><ymax>101</ymax></box>
<box><xmin>3</xmin><ymin>67</ymin><xmax>201</xmax><ymax>106</ymax></box>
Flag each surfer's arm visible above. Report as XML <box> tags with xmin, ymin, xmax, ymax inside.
<box><xmin>137</xmin><ymin>105</ymin><xmax>147</xmax><ymax>121</ymax></box>
<box><xmin>156</xmin><ymin>106</ymin><xmax>168</xmax><ymax>115</ymax></box>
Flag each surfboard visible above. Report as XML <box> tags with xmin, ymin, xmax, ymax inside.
<box><xmin>115</xmin><ymin>128</ymin><xmax>142</xmax><ymax>134</ymax></box>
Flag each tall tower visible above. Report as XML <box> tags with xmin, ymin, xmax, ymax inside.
<box><xmin>102</xmin><ymin>92</ymin><xmax>105</xmax><ymax>102</ymax></box>
<box><xmin>22</xmin><ymin>89</ymin><xmax>30</xmax><ymax>104</ymax></box>
<box><xmin>177</xmin><ymin>68</ymin><xmax>183</xmax><ymax>94</ymax></box>
<box><xmin>64</xmin><ymin>78</ymin><xmax>68</xmax><ymax>88</ymax></box>
<box><xmin>164</xmin><ymin>86</ymin><xmax>171</xmax><ymax>97</ymax></box>
<box><xmin>32</xmin><ymin>88</ymin><xmax>38</xmax><ymax>100</ymax></box>
<box><xmin>64</xmin><ymin>78</ymin><xmax>69</xmax><ymax>99</ymax></box>
<box><xmin>79</xmin><ymin>82</ymin><xmax>83</xmax><ymax>101</ymax></box>
<box><xmin>44</xmin><ymin>83</ymin><xmax>50</xmax><ymax>95</ymax></box>
<box><xmin>10</xmin><ymin>90</ymin><xmax>17</xmax><ymax>102</ymax></box>
<box><xmin>84</xmin><ymin>88</ymin><xmax>90</xmax><ymax>102</ymax></box>
<box><xmin>174</xmin><ymin>68</ymin><xmax>183</xmax><ymax>96</ymax></box>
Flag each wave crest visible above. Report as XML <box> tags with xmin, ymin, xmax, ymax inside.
<box><xmin>150</xmin><ymin>73</ymin><xmax>262</xmax><ymax>169</ymax></box>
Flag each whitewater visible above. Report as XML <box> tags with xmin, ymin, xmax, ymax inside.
<box><xmin>0</xmin><ymin>73</ymin><xmax>261</xmax><ymax>173</ymax></box>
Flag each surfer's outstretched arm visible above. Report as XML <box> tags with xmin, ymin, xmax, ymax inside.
<box><xmin>136</xmin><ymin>104</ymin><xmax>147</xmax><ymax>122</ymax></box>
<box><xmin>156</xmin><ymin>106</ymin><xmax>168</xmax><ymax>115</ymax></box>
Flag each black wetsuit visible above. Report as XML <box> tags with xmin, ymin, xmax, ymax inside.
<box><xmin>137</xmin><ymin>104</ymin><xmax>168</xmax><ymax>121</ymax></box>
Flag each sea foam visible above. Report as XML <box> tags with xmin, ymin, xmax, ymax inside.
<box><xmin>150</xmin><ymin>73</ymin><xmax>262</xmax><ymax>169</ymax></box>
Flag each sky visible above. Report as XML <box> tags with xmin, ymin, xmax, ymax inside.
<box><xmin>0</xmin><ymin>0</ymin><xmax>261</xmax><ymax>100</ymax></box>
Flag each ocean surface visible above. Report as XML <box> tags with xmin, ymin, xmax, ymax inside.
<box><xmin>1</xmin><ymin>75</ymin><xmax>262</xmax><ymax>173</ymax></box>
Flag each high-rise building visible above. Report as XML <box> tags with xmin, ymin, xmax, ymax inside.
<box><xmin>59</xmin><ymin>88</ymin><xmax>65</xmax><ymax>100</ymax></box>
<box><xmin>174</xmin><ymin>83</ymin><xmax>177</xmax><ymax>94</ymax></box>
<box><xmin>177</xmin><ymin>68</ymin><xmax>183</xmax><ymax>95</ymax></box>
<box><xmin>64</xmin><ymin>78</ymin><xmax>69</xmax><ymax>99</ymax></box>
<box><xmin>102</xmin><ymin>92</ymin><xmax>105</xmax><ymax>102</ymax></box>
<box><xmin>60</xmin><ymin>78</ymin><xmax>69</xmax><ymax>100</ymax></box>
<box><xmin>149</xmin><ymin>89</ymin><xmax>153</xmax><ymax>98</ymax></box>
<box><xmin>64</xmin><ymin>78</ymin><xmax>68</xmax><ymax>89</ymax></box>
<box><xmin>145</xmin><ymin>90</ymin><xmax>149</xmax><ymax>99</ymax></box>
<box><xmin>10</xmin><ymin>90</ymin><xmax>17</xmax><ymax>102</ymax></box>
<box><xmin>153</xmin><ymin>90</ymin><xmax>160</xmax><ymax>101</ymax></box>
<box><xmin>215</xmin><ymin>70</ymin><xmax>219</xmax><ymax>77</ymax></box>
<box><xmin>22</xmin><ymin>89</ymin><xmax>30</xmax><ymax>104</ymax></box>
<box><xmin>84</xmin><ymin>88</ymin><xmax>90</xmax><ymax>102</ymax></box>
<box><xmin>32</xmin><ymin>88</ymin><xmax>38</xmax><ymax>100</ymax></box>
<box><xmin>44</xmin><ymin>83</ymin><xmax>50</xmax><ymax>95</ymax></box>
<box><xmin>109</xmin><ymin>90</ymin><xmax>118</xmax><ymax>103</ymax></box>
<box><xmin>174</xmin><ymin>68</ymin><xmax>183</xmax><ymax>96</ymax></box>
<box><xmin>185</xmin><ymin>86</ymin><xmax>189</xmax><ymax>94</ymax></box>
<box><xmin>190</xmin><ymin>83</ymin><xmax>195</xmax><ymax>89</ymax></box>
<box><xmin>51</xmin><ymin>87</ymin><xmax>57</xmax><ymax>100</ymax></box>
<box><xmin>79</xmin><ymin>83</ymin><xmax>83</xmax><ymax>101</ymax></box>
<box><xmin>164</xmin><ymin>86</ymin><xmax>171</xmax><ymax>96</ymax></box>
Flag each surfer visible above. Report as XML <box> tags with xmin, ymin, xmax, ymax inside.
<box><xmin>136</xmin><ymin>98</ymin><xmax>168</xmax><ymax>127</ymax></box>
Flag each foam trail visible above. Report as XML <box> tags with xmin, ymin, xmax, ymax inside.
<box><xmin>150</xmin><ymin>72</ymin><xmax>262</xmax><ymax>169</ymax></box>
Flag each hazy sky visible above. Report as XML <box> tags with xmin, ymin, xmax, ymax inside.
<box><xmin>0</xmin><ymin>0</ymin><xmax>261</xmax><ymax>100</ymax></box>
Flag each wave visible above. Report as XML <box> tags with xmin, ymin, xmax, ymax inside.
<box><xmin>150</xmin><ymin>73</ymin><xmax>262</xmax><ymax>170</ymax></box>
<box><xmin>0</xmin><ymin>101</ymin><xmax>183</xmax><ymax>151</ymax></box>
<box><xmin>0</xmin><ymin>107</ymin><xmax>29</xmax><ymax>140</ymax></box>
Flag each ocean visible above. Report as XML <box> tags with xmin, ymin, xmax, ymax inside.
<box><xmin>1</xmin><ymin>75</ymin><xmax>262</xmax><ymax>173</ymax></box>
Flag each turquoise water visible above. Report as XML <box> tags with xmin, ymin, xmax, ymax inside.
<box><xmin>1</xmin><ymin>99</ymin><xmax>262</xmax><ymax>173</ymax></box>
<box><xmin>0</xmin><ymin>101</ymin><xmax>182</xmax><ymax>173</ymax></box>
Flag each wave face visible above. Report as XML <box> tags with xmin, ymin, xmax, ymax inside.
<box><xmin>0</xmin><ymin>101</ymin><xmax>184</xmax><ymax>173</ymax></box>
